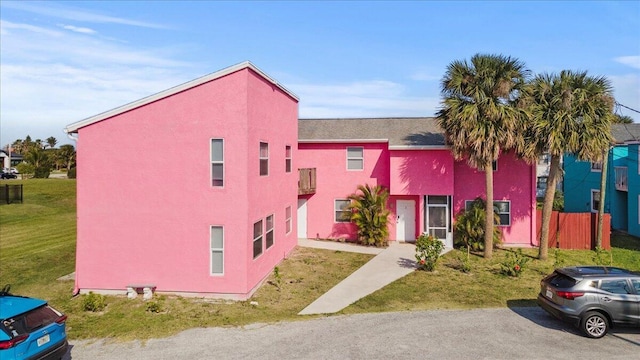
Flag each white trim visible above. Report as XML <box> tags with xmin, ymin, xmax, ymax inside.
<box><xmin>65</xmin><ymin>61</ymin><xmax>298</xmax><ymax>134</ymax></box>
<box><xmin>591</xmin><ymin>162</ymin><xmax>603</xmax><ymax>172</ymax></box>
<box><xmin>285</xmin><ymin>145</ymin><xmax>292</xmax><ymax>173</ymax></box>
<box><xmin>265</xmin><ymin>214</ymin><xmax>274</xmax><ymax>249</ymax></box>
<box><xmin>334</xmin><ymin>199</ymin><xmax>351</xmax><ymax>223</ymax></box>
<box><xmin>285</xmin><ymin>205</ymin><xmax>292</xmax><ymax>235</ymax></box>
<box><xmin>298</xmin><ymin>139</ymin><xmax>388</xmax><ymax>144</ymax></box>
<box><xmin>252</xmin><ymin>219</ymin><xmax>264</xmax><ymax>259</ymax></box>
<box><xmin>259</xmin><ymin>142</ymin><xmax>269</xmax><ymax>176</ymax></box>
<box><xmin>210</xmin><ymin>226</ymin><xmax>224</xmax><ymax>276</ymax></box>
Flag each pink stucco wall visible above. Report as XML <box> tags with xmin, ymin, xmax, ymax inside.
<box><xmin>299</xmin><ymin>144</ymin><xmax>535</xmax><ymax>245</ymax></box>
<box><xmin>297</xmin><ymin>142</ymin><xmax>390</xmax><ymax>240</ymax></box>
<box><xmin>453</xmin><ymin>152</ymin><xmax>536</xmax><ymax>245</ymax></box>
<box><xmin>75</xmin><ymin>68</ymin><xmax>298</xmax><ymax>298</ymax></box>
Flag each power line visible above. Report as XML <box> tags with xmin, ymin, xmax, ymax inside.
<box><xmin>616</xmin><ymin>102</ymin><xmax>640</xmax><ymax>115</ymax></box>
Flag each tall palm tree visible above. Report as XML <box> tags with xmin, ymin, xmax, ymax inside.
<box><xmin>437</xmin><ymin>54</ymin><xmax>529</xmax><ymax>259</ymax></box>
<box><xmin>46</xmin><ymin>136</ymin><xmax>57</xmax><ymax>149</ymax></box>
<box><xmin>520</xmin><ymin>70</ymin><xmax>614</xmax><ymax>260</ymax></box>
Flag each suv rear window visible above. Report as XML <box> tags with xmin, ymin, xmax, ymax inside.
<box><xmin>547</xmin><ymin>272</ymin><xmax>577</xmax><ymax>288</ymax></box>
<box><xmin>1</xmin><ymin>305</ymin><xmax>60</xmax><ymax>337</ymax></box>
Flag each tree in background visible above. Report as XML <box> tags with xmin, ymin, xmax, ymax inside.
<box><xmin>57</xmin><ymin>144</ymin><xmax>76</xmax><ymax>171</ymax></box>
<box><xmin>437</xmin><ymin>53</ymin><xmax>529</xmax><ymax>259</ymax></box>
<box><xmin>612</xmin><ymin>114</ymin><xmax>633</xmax><ymax>124</ymax></box>
<box><xmin>520</xmin><ymin>70</ymin><xmax>614</xmax><ymax>260</ymax></box>
<box><xmin>46</xmin><ymin>137</ymin><xmax>58</xmax><ymax>149</ymax></box>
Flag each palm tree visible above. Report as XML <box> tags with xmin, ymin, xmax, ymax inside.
<box><xmin>347</xmin><ymin>184</ymin><xmax>391</xmax><ymax>247</ymax></box>
<box><xmin>437</xmin><ymin>54</ymin><xmax>529</xmax><ymax>259</ymax></box>
<box><xmin>58</xmin><ymin>144</ymin><xmax>76</xmax><ymax>171</ymax></box>
<box><xmin>520</xmin><ymin>70</ymin><xmax>614</xmax><ymax>260</ymax></box>
<box><xmin>46</xmin><ymin>136</ymin><xmax>57</xmax><ymax>149</ymax></box>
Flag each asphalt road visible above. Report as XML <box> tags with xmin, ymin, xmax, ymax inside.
<box><xmin>65</xmin><ymin>307</ymin><xmax>639</xmax><ymax>360</ymax></box>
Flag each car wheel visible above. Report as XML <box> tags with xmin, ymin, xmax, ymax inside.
<box><xmin>581</xmin><ymin>311</ymin><xmax>608</xmax><ymax>338</ymax></box>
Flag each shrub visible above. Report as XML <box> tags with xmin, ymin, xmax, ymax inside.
<box><xmin>348</xmin><ymin>184</ymin><xmax>390</xmax><ymax>247</ymax></box>
<box><xmin>415</xmin><ymin>234</ymin><xmax>444</xmax><ymax>271</ymax></box>
<box><xmin>82</xmin><ymin>292</ymin><xmax>106</xmax><ymax>312</ymax></box>
<box><xmin>499</xmin><ymin>249</ymin><xmax>531</xmax><ymax>277</ymax></box>
<box><xmin>454</xmin><ymin>197</ymin><xmax>501</xmax><ymax>252</ymax></box>
<box><xmin>145</xmin><ymin>301</ymin><xmax>162</xmax><ymax>313</ymax></box>
<box><xmin>67</xmin><ymin>167</ymin><xmax>77</xmax><ymax>179</ymax></box>
<box><xmin>33</xmin><ymin>167</ymin><xmax>50</xmax><ymax>178</ymax></box>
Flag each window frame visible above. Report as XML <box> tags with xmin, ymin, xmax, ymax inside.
<box><xmin>253</xmin><ymin>219</ymin><xmax>263</xmax><ymax>259</ymax></box>
<box><xmin>210</xmin><ymin>226</ymin><xmax>224</xmax><ymax>275</ymax></box>
<box><xmin>210</xmin><ymin>138</ymin><xmax>224</xmax><ymax>187</ymax></box>
<box><xmin>591</xmin><ymin>189</ymin><xmax>600</xmax><ymax>213</ymax></box>
<box><xmin>464</xmin><ymin>199</ymin><xmax>510</xmax><ymax>226</ymax></box>
<box><xmin>285</xmin><ymin>145</ymin><xmax>292</xmax><ymax>173</ymax></box>
<box><xmin>591</xmin><ymin>161</ymin><xmax>603</xmax><ymax>172</ymax></box>
<box><xmin>346</xmin><ymin>146</ymin><xmax>364</xmax><ymax>171</ymax></box>
<box><xmin>285</xmin><ymin>206</ymin><xmax>292</xmax><ymax>234</ymax></box>
<box><xmin>260</xmin><ymin>142</ymin><xmax>269</xmax><ymax>176</ymax></box>
<box><xmin>266</xmin><ymin>214</ymin><xmax>274</xmax><ymax>249</ymax></box>
<box><xmin>334</xmin><ymin>199</ymin><xmax>351</xmax><ymax>223</ymax></box>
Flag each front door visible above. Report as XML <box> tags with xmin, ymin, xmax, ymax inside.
<box><xmin>297</xmin><ymin>199</ymin><xmax>307</xmax><ymax>238</ymax></box>
<box><xmin>396</xmin><ymin>200</ymin><xmax>415</xmax><ymax>242</ymax></box>
<box><xmin>425</xmin><ymin>195</ymin><xmax>452</xmax><ymax>248</ymax></box>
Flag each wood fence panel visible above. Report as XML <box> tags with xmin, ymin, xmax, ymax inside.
<box><xmin>535</xmin><ymin>210</ymin><xmax>610</xmax><ymax>250</ymax></box>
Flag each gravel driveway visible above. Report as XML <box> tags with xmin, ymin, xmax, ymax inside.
<box><xmin>65</xmin><ymin>307</ymin><xmax>639</xmax><ymax>360</ymax></box>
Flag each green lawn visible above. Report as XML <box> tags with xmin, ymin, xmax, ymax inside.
<box><xmin>1</xmin><ymin>179</ymin><xmax>639</xmax><ymax>341</ymax></box>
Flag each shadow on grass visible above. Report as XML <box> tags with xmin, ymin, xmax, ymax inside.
<box><xmin>611</xmin><ymin>232</ymin><xmax>640</xmax><ymax>251</ymax></box>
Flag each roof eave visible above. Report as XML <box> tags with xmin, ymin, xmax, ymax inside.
<box><xmin>64</xmin><ymin>61</ymin><xmax>299</xmax><ymax>134</ymax></box>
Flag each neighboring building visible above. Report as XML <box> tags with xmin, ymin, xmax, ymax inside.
<box><xmin>65</xmin><ymin>62</ymin><xmax>538</xmax><ymax>299</ymax></box>
<box><xmin>536</xmin><ymin>153</ymin><xmax>563</xmax><ymax>198</ymax></box>
<box><xmin>65</xmin><ymin>62</ymin><xmax>300</xmax><ymax>299</ymax></box>
<box><xmin>563</xmin><ymin>124</ymin><xmax>640</xmax><ymax>237</ymax></box>
<box><xmin>0</xmin><ymin>150</ymin><xmax>23</xmax><ymax>170</ymax></box>
<box><xmin>298</xmin><ymin>118</ymin><xmax>537</xmax><ymax>248</ymax></box>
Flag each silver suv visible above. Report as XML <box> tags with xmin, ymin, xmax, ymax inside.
<box><xmin>538</xmin><ymin>266</ymin><xmax>640</xmax><ymax>338</ymax></box>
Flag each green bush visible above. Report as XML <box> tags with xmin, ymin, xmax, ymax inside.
<box><xmin>67</xmin><ymin>167</ymin><xmax>77</xmax><ymax>179</ymax></box>
<box><xmin>33</xmin><ymin>167</ymin><xmax>50</xmax><ymax>179</ymax></box>
<box><xmin>499</xmin><ymin>249</ymin><xmax>531</xmax><ymax>277</ymax></box>
<box><xmin>145</xmin><ymin>301</ymin><xmax>162</xmax><ymax>313</ymax></box>
<box><xmin>454</xmin><ymin>197</ymin><xmax>502</xmax><ymax>251</ymax></box>
<box><xmin>347</xmin><ymin>184</ymin><xmax>390</xmax><ymax>247</ymax></box>
<box><xmin>82</xmin><ymin>292</ymin><xmax>106</xmax><ymax>312</ymax></box>
<box><xmin>415</xmin><ymin>234</ymin><xmax>444</xmax><ymax>271</ymax></box>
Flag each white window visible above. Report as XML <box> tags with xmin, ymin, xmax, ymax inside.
<box><xmin>493</xmin><ymin>201</ymin><xmax>511</xmax><ymax>226</ymax></box>
<box><xmin>253</xmin><ymin>220</ymin><xmax>263</xmax><ymax>259</ymax></box>
<box><xmin>464</xmin><ymin>199</ymin><xmax>510</xmax><ymax>226</ymax></box>
<box><xmin>591</xmin><ymin>162</ymin><xmax>602</xmax><ymax>172</ymax></box>
<box><xmin>335</xmin><ymin>199</ymin><xmax>351</xmax><ymax>222</ymax></box>
<box><xmin>266</xmin><ymin>214</ymin><xmax>274</xmax><ymax>249</ymax></box>
<box><xmin>346</xmin><ymin>147</ymin><xmax>363</xmax><ymax>170</ymax></box>
<box><xmin>285</xmin><ymin>145</ymin><xmax>292</xmax><ymax>173</ymax></box>
<box><xmin>211</xmin><ymin>139</ymin><xmax>224</xmax><ymax>187</ymax></box>
<box><xmin>591</xmin><ymin>190</ymin><xmax>600</xmax><ymax>213</ymax></box>
<box><xmin>285</xmin><ymin>206</ymin><xmax>292</xmax><ymax>234</ymax></box>
<box><xmin>260</xmin><ymin>142</ymin><xmax>269</xmax><ymax>176</ymax></box>
<box><xmin>210</xmin><ymin>226</ymin><xmax>223</xmax><ymax>275</ymax></box>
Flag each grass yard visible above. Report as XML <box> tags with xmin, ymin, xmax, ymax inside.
<box><xmin>1</xmin><ymin>179</ymin><xmax>639</xmax><ymax>341</ymax></box>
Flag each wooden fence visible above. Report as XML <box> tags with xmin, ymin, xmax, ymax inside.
<box><xmin>536</xmin><ymin>210</ymin><xmax>610</xmax><ymax>250</ymax></box>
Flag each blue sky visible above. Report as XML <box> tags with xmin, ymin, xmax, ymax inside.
<box><xmin>1</xmin><ymin>1</ymin><xmax>639</xmax><ymax>147</ymax></box>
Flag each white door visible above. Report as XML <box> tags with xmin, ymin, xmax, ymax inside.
<box><xmin>297</xmin><ymin>199</ymin><xmax>308</xmax><ymax>238</ymax></box>
<box><xmin>396</xmin><ymin>200</ymin><xmax>416</xmax><ymax>242</ymax></box>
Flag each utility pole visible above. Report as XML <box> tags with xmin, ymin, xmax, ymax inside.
<box><xmin>596</xmin><ymin>148</ymin><xmax>609</xmax><ymax>249</ymax></box>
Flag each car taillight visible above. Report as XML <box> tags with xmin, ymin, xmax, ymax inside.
<box><xmin>556</xmin><ymin>291</ymin><xmax>585</xmax><ymax>300</ymax></box>
<box><xmin>55</xmin><ymin>315</ymin><xmax>68</xmax><ymax>324</ymax></box>
<box><xmin>0</xmin><ymin>334</ymin><xmax>29</xmax><ymax>350</ymax></box>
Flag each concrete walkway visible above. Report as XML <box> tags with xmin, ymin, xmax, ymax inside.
<box><xmin>298</xmin><ymin>239</ymin><xmax>422</xmax><ymax>315</ymax></box>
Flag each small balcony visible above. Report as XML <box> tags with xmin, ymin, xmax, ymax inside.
<box><xmin>615</xmin><ymin>166</ymin><xmax>628</xmax><ymax>192</ymax></box>
<box><xmin>298</xmin><ymin>168</ymin><xmax>316</xmax><ymax>195</ymax></box>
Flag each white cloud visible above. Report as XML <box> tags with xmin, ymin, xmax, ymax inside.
<box><xmin>1</xmin><ymin>1</ymin><xmax>167</xmax><ymax>29</ymax></box>
<box><xmin>291</xmin><ymin>81</ymin><xmax>440</xmax><ymax>118</ymax></box>
<box><xmin>614</xmin><ymin>55</ymin><xmax>640</xmax><ymax>70</ymax></box>
<box><xmin>59</xmin><ymin>24</ymin><xmax>96</xmax><ymax>34</ymax></box>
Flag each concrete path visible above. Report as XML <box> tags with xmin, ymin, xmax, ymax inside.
<box><xmin>298</xmin><ymin>239</ymin><xmax>424</xmax><ymax>315</ymax></box>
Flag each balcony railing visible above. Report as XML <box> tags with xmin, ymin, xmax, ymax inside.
<box><xmin>298</xmin><ymin>168</ymin><xmax>316</xmax><ymax>195</ymax></box>
<box><xmin>615</xmin><ymin>166</ymin><xmax>628</xmax><ymax>192</ymax></box>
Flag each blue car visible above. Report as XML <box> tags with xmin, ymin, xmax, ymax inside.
<box><xmin>0</xmin><ymin>287</ymin><xmax>68</xmax><ymax>360</ymax></box>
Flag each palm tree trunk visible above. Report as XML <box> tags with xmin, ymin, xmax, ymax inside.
<box><xmin>596</xmin><ymin>149</ymin><xmax>609</xmax><ymax>249</ymax></box>
<box><xmin>538</xmin><ymin>155</ymin><xmax>561</xmax><ymax>260</ymax></box>
<box><xmin>484</xmin><ymin>164</ymin><xmax>494</xmax><ymax>259</ymax></box>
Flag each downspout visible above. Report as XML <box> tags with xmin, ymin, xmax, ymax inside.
<box><xmin>65</xmin><ymin>130</ymin><xmax>80</xmax><ymax>296</ymax></box>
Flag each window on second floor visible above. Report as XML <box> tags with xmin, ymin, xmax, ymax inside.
<box><xmin>285</xmin><ymin>145</ymin><xmax>292</xmax><ymax>173</ymax></box>
<box><xmin>346</xmin><ymin>147</ymin><xmax>363</xmax><ymax>170</ymax></box>
<box><xmin>591</xmin><ymin>161</ymin><xmax>602</xmax><ymax>172</ymax></box>
<box><xmin>211</xmin><ymin>139</ymin><xmax>224</xmax><ymax>187</ymax></box>
<box><xmin>260</xmin><ymin>142</ymin><xmax>269</xmax><ymax>176</ymax></box>
<box><xmin>591</xmin><ymin>190</ymin><xmax>600</xmax><ymax>213</ymax></box>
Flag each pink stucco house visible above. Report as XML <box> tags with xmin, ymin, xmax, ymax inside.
<box><xmin>65</xmin><ymin>62</ymin><xmax>537</xmax><ymax>299</ymax></box>
<box><xmin>297</xmin><ymin>118</ymin><xmax>537</xmax><ymax>249</ymax></box>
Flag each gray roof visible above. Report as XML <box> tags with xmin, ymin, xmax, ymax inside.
<box><xmin>611</xmin><ymin>123</ymin><xmax>640</xmax><ymax>143</ymax></box>
<box><xmin>298</xmin><ymin>117</ymin><xmax>445</xmax><ymax>147</ymax></box>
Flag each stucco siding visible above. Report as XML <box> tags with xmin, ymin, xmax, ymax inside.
<box><xmin>389</xmin><ymin>149</ymin><xmax>454</xmax><ymax>195</ymax></box>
